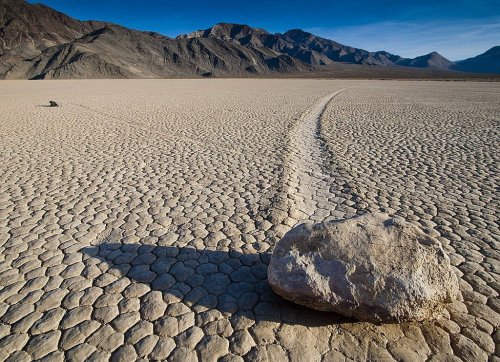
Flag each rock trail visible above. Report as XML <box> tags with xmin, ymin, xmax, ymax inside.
<box><xmin>282</xmin><ymin>88</ymin><xmax>366</xmax><ymax>226</ymax></box>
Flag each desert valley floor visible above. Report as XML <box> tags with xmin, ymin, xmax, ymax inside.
<box><xmin>0</xmin><ymin>79</ymin><xmax>499</xmax><ymax>361</ymax></box>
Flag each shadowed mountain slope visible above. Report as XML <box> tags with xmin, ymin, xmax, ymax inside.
<box><xmin>0</xmin><ymin>0</ymin><xmax>106</xmax><ymax>58</ymax></box>
<box><xmin>453</xmin><ymin>46</ymin><xmax>500</xmax><ymax>74</ymax></box>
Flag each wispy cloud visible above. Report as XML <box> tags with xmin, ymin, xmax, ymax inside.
<box><xmin>306</xmin><ymin>18</ymin><xmax>500</xmax><ymax>60</ymax></box>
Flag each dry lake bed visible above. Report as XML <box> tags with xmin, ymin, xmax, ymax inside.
<box><xmin>0</xmin><ymin>79</ymin><xmax>499</xmax><ymax>361</ymax></box>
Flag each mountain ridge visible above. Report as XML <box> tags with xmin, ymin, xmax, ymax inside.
<box><xmin>1</xmin><ymin>0</ymin><xmax>498</xmax><ymax>79</ymax></box>
<box><xmin>453</xmin><ymin>46</ymin><xmax>500</xmax><ymax>74</ymax></box>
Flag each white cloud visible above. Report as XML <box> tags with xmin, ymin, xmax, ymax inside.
<box><xmin>306</xmin><ymin>18</ymin><xmax>500</xmax><ymax>60</ymax></box>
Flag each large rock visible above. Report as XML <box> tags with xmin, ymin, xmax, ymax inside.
<box><xmin>268</xmin><ymin>212</ymin><xmax>459</xmax><ymax>322</ymax></box>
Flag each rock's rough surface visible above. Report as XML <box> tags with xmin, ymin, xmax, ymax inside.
<box><xmin>268</xmin><ymin>212</ymin><xmax>459</xmax><ymax>322</ymax></box>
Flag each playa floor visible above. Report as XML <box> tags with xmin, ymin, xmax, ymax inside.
<box><xmin>0</xmin><ymin>79</ymin><xmax>499</xmax><ymax>361</ymax></box>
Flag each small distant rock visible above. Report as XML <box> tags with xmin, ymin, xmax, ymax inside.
<box><xmin>49</xmin><ymin>101</ymin><xmax>59</xmax><ymax>107</ymax></box>
<box><xmin>268</xmin><ymin>212</ymin><xmax>459</xmax><ymax>322</ymax></box>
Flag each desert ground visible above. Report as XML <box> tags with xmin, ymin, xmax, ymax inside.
<box><xmin>0</xmin><ymin>79</ymin><xmax>498</xmax><ymax>361</ymax></box>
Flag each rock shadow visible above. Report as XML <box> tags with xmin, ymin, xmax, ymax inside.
<box><xmin>80</xmin><ymin>241</ymin><xmax>353</xmax><ymax>327</ymax></box>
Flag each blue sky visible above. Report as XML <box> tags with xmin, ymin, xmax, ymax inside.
<box><xmin>29</xmin><ymin>0</ymin><xmax>500</xmax><ymax>60</ymax></box>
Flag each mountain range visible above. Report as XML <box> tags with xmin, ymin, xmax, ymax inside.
<box><xmin>0</xmin><ymin>0</ymin><xmax>498</xmax><ymax>79</ymax></box>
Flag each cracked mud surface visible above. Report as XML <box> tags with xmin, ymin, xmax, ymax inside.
<box><xmin>0</xmin><ymin>79</ymin><xmax>499</xmax><ymax>361</ymax></box>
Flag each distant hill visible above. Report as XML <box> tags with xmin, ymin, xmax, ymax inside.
<box><xmin>395</xmin><ymin>52</ymin><xmax>454</xmax><ymax>69</ymax></box>
<box><xmin>453</xmin><ymin>46</ymin><xmax>500</xmax><ymax>74</ymax></box>
<box><xmin>0</xmin><ymin>0</ymin><xmax>498</xmax><ymax>79</ymax></box>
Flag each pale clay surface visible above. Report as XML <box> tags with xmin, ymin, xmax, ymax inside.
<box><xmin>268</xmin><ymin>212</ymin><xmax>459</xmax><ymax>322</ymax></box>
<box><xmin>0</xmin><ymin>79</ymin><xmax>499</xmax><ymax>361</ymax></box>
